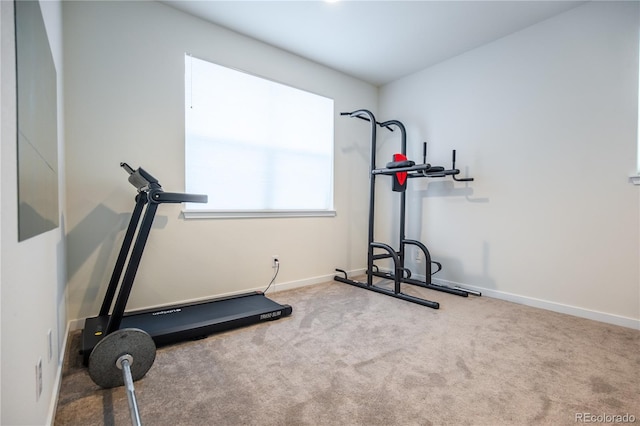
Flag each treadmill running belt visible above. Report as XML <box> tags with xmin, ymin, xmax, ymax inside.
<box><xmin>118</xmin><ymin>293</ymin><xmax>292</xmax><ymax>347</ymax></box>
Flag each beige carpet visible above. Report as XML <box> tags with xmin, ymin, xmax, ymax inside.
<box><xmin>55</xmin><ymin>280</ymin><xmax>639</xmax><ymax>425</ymax></box>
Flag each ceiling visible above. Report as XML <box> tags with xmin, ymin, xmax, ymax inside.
<box><xmin>162</xmin><ymin>0</ymin><xmax>586</xmax><ymax>86</ymax></box>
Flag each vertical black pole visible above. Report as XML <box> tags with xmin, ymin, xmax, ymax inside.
<box><xmin>106</xmin><ymin>199</ymin><xmax>159</xmax><ymax>334</ymax></box>
<box><xmin>423</xmin><ymin>142</ymin><xmax>427</xmax><ymax>165</ymax></box>
<box><xmin>378</xmin><ymin>119</ymin><xmax>408</xmax><ymax>275</ymax></box>
<box><xmin>99</xmin><ymin>194</ymin><xmax>147</xmax><ymax>316</ymax></box>
<box><xmin>397</xmin><ymin>122</ymin><xmax>407</xmax><ymax>273</ymax></box>
<box><xmin>366</xmin><ymin>112</ymin><xmax>377</xmax><ymax>287</ymax></box>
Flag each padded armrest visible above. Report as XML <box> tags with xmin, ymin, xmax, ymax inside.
<box><xmin>386</xmin><ymin>160</ymin><xmax>415</xmax><ymax>169</ymax></box>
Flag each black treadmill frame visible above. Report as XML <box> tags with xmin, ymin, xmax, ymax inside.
<box><xmin>81</xmin><ymin>163</ymin><xmax>292</xmax><ymax>364</ymax></box>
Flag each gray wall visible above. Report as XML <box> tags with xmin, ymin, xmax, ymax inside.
<box><xmin>379</xmin><ymin>1</ymin><xmax>639</xmax><ymax>325</ymax></box>
<box><xmin>1</xmin><ymin>1</ymin><xmax>67</xmax><ymax>424</ymax></box>
<box><xmin>63</xmin><ymin>1</ymin><xmax>377</xmax><ymax>322</ymax></box>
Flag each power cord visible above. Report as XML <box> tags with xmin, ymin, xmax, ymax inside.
<box><xmin>263</xmin><ymin>260</ymin><xmax>279</xmax><ymax>293</ymax></box>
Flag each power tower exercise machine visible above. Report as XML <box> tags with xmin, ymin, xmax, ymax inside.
<box><xmin>335</xmin><ymin>109</ymin><xmax>480</xmax><ymax>309</ymax></box>
<box><xmin>81</xmin><ymin>163</ymin><xmax>292</xmax><ymax>365</ymax></box>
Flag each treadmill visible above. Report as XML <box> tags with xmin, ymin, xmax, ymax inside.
<box><xmin>81</xmin><ymin>163</ymin><xmax>292</xmax><ymax>365</ymax></box>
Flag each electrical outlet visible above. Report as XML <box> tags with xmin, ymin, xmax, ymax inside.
<box><xmin>35</xmin><ymin>358</ymin><xmax>43</xmax><ymax>401</ymax></box>
<box><xmin>47</xmin><ymin>329</ymin><xmax>53</xmax><ymax>362</ymax></box>
<box><xmin>416</xmin><ymin>250</ymin><xmax>423</xmax><ymax>263</ymax></box>
<box><xmin>272</xmin><ymin>255</ymin><xmax>279</xmax><ymax>268</ymax></box>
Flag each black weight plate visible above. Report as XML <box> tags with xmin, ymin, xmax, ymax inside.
<box><xmin>88</xmin><ymin>328</ymin><xmax>156</xmax><ymax>389</ymax></box>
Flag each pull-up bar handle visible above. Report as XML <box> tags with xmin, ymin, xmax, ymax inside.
<box><xmin>341</xmin><ymin>111</ymin><xmax>394</xmax><ymax>132</ymax></box>
<box><xmin>451</xmin><ymin>150</ymin><xmax>474</xmax><ymax>182</ymax></box>
<box><xmin>378</xmin><ymin>119</ymin><xmax>406</xmax><ymax>153</ymax></box>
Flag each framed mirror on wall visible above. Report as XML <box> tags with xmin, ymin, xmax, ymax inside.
<box><xmin>14</xmin><ymin>0</ymin><xmax>59</xmax><ymax>241</ymax></box>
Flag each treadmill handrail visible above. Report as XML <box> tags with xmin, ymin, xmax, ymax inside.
<box><xmin>121</xmin><ymin>163</ymin><xmax>208</xmax><ymax>203</ymax></box>
<box><xmin>149</xmin><ymin>190</ymin><xmax>208</xmax><ymax>204</ymax></box>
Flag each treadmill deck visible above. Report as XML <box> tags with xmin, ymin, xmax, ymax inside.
<box><xmin>81</xmin><ymin>292</ymin><xmax>292</xmax><ymax>365</ymax></box>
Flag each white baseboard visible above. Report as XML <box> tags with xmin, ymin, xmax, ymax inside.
<box><xmin>68</xmin><ymin>268</ymin><xmax>366</xmax><ymax>331</ymax></box>
<box><xmin>269</xmin><ymin>268</ymin><xmax>366</xmax><ymax>294</ymax></box>
<box><xmin>431</xmin><ymin>277</ymin><xmax>640</xmax><ymax>330</ymax></box>
<box><xmin>46</xmin><ymin>321</ymin><xmax>71</xmax><ymax>426</ymax></box>
<box><xmin>70</xmin><ymin>269</ymin><xmax>638</xmax><ymax>333</ymax></box>
<box><xmin>68</xmin><ymin>318</ymin><xmax>84</xmax><ymax>331</ymax></box>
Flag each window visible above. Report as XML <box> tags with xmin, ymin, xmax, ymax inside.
<box><xmin>184</xmin><ymin>54</ymin><xmax>335</xmax><ymax>217</ymax></box>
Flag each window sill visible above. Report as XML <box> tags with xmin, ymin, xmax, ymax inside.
<box><xmin>182</xmin><ymin>210</ymin><xmax>337</xmax><ymax>219</ymax></box>
<box><xmin>630</xmin><ymin>175</ymin><xmax>640</xmax><ymax>185</ymax></box>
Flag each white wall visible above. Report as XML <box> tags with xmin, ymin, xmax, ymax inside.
<box><xmin>1</xmin><ymin>1</ymin><xmax>67</xmax><ymax>424</ymax></box>
<box><xmin>63</xmin><ymin>1</ymin><xmax>376</xmax><ymax>322</ymax></box>
<box><xmin>379</xmin><ymin>1</ymin><xmax>639</xmax><ymax>327</ymax></box>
